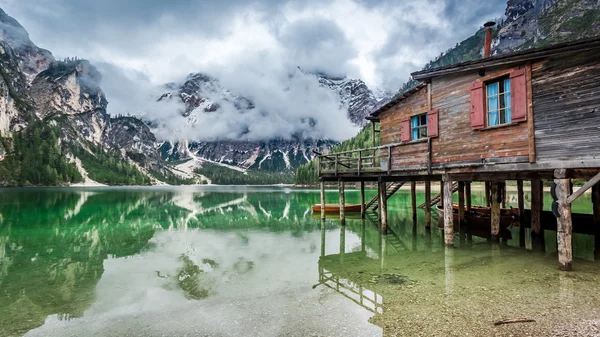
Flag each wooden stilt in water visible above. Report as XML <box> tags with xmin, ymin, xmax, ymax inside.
<box><xmin>501</xmin><ymin>182</ymin><xmax>507</xmax><ymax>209</ymax></box>
<box><xmin>465</xmin><ymin>182</ymin><xmax>472</xmax><ymax>211</ymax></box>
<box><xmin>411</xmin><ymin>181</ymin><xmax>417</xmax><ymax>223</ymax></box>
<box><xmin>379</xmin><ymin>180</ymin><xmax>388</xmax><ymax>233</ymax></box>
<box><xmin>531</xmin><ymin>178</ymin><xmax>543</xmax><ymax>246</ymax></box>
<box><xmin>593</xmin><ymin>183</ymin><xmax>600</xmax><ymax>257</ymax></box>
<box><xmin>517</xmin><ymin>180</ymin><xmax>525</xmax><ymax>248</ymax></box>
<box><xmin>554</xmin><ymin>173</ymin><xmax>572</xmax><ymax>271</ymax></box>
<box><xmin>425</xmin><ymin>180</ymin><xmax>432</xmax><ymax>228</ymax></box>
<box><xmin>443</xmin><ymin>178</ymin><xmax>454</xmax><ymax>247</ymax></box>
<box><xmin>320</xmin><ymin>181</ymin><xmax>326</xmax><ymax>220</ymax></box>
<box><xmin>458</xmin><ymin>182</ymin><xmax>465</xmax><ymax>245</ymax></box>
<box><xmin>440</xmin><ymin>180</ymin><xmax>445</xmax><ymax>209</ymax></box>
<box><xmin>320</xmin><ymin>220</ymin><xmax>326</xmax><ymax>257</ymax></box>
<box><xmin>485</xmin><ymin>182</ymin><xmax>491</xmax><ymax>207</ymax></box>
<box><xmin>360</xmin><ymin>181</ymin><xmax>365</xmax><ymax>218</ymax></box>
<box><xmin>490</xmin><ymin>182</ymin><xmax>500</xmax><ymax>242</ymax></box>
<box><xmin>591</xmin><ymin>182</ymin><xmax>600</xmax><ymax>256</ymax></box>
<box><xmin>339</xmin><ymin>180</ymin><xmax>345</xmax><ymax>224</ymax></box>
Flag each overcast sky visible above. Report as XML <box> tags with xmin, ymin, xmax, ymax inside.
<box><xmin>0</xmin><ymin>0</ymin><xmax>507</xmax><ymax>141</ymax></box>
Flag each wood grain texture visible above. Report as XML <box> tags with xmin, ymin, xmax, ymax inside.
<box><xmin>555</xmin><ymin>178</ymin><xmax>572</xmax><ymax>271</ymax></box>
<box><xmin>532</xmin><ymin>50</ymin><xmax>600</xmax><ymax>163</ymax></box>
<box><xmin>491</xmin><ymin>182</ymin><xmax>500</xmax><ymax>241</ymax></box>
<box><xmin>444</xmin><ymin>180</ymin><xmax>455</xmax><ymax>247</ymax></box>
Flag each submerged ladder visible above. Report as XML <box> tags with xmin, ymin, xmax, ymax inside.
<box><xmin>417</xmin><ymin>181</ymin><xmax>459</xmax><ymax>209</ymax></box>
<box><xmin>365</xmin><ymin>181</ymin><xmax>406</xmax><ymax>212</ymax></box>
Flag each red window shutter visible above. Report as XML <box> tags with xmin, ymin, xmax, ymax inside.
<box><xmin>470</xmin><ymin>81</ymin><xmax>485</xmax><ymax>129</ymax></box>
<box><xmin>427</xmin><ymin>109</ymin><xmax>439</xmax><ymax>137</ymax></box>
<box><xmin>510</xmin><ymin>68</ymin><xmax>527</xmax><ymax>122</ymax></box>
<box><xmin>400</xmin><ymin>118</ymin><xmax>411</xmax><ymax>142</ymax></box>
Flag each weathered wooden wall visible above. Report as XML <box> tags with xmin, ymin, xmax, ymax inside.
<box><xmin>532</xmin><ymin>50</ymin><xmax>600</xmax><ymax>163</ymax></box>
<box><xmin>431</xmin><ymin>68</ymin><xmax>529</xmax><ymax>164</ymax></box>
<box><xmin>378</xmin><ymin>66</ymin><xmax>530</xmax><ymax>169</ymax></box>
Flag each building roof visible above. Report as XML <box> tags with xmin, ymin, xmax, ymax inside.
<box><xmin>412</xmin><ymin>35</ymin><xmax>600</xmax><ymax>80</ymax></box>
<box><xmin>368</xmin><ymin>35</ymin><xmax>600</xmax><ymax>120</ymax></box>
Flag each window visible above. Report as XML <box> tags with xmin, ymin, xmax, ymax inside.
<box><xmin>411</xmin><ymin>114</ymin><xmax>428</xmax><ymax>140</ymax></box>
<box><xmin>486</xmin><ymin>78</ymin><xmax>511</xmax><ymax>126</ymax></box>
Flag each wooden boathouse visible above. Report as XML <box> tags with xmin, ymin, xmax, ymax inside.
<box><xmin>317</xmin><ymin>31</ymin><xmax>600</xmax><ymax>271</ymax></box>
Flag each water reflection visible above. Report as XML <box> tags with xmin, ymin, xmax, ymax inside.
<box><xmin>0</xmin><ymin>186</ymin><xmax>599</xmax><ymax>336</ymax></box>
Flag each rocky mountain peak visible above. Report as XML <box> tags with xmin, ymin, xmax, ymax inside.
<box><xmin>0</xmin><ymin>8</ymin><xmax>54</xmax><ymax>81</ymax></box>
<box><xmin>316</xmin><ymin>75</ymin><xmax>380</xmax><ymax>126</ymax></box>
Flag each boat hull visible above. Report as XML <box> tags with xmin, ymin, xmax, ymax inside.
<box><xmin>436</xmin><ymin>204</ymin><xmax>518</xmax><ymax>233</ymax></box>
<box><xmin>312</xmin><ymin>204</ymin><xmax>362</xmax><ymax>213</ymax></box>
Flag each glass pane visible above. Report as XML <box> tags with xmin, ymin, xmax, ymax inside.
<box><xmin>412</xmin><ymin>128</ymin><xmax>418</xmax><ymax>140</ymax></box>
<box><xmin>488</xmin><ymin>111</ymin><xmax>499</xmax><ymax>126</ymax></box>
<box><xmin>487</xmin><ymin>82</ymin><xmax>499</xmax><ymax>97</ymax></box>
<box><xmin>504</xmin><ymin>79</ymin><xmax>511</xmax><ymax>94</ymax></box>
<box><xmin>505</xmin><ymin>107</ymin><xmax>512</xmax><ymax>123</ymax></box>
<box><xmin>411</xmin><ymin>116</ymin><xmax>418</xmax><ymax>128</ymax></box>
<box><xmin>421</xmin><ymin>114</ymin><xmax>427</xmax><ymax>126</ymax></box>
<box><xmin>420</xmin><ymin>127</ymin><xmax>427</xmax><ymax>139</ymax></box>
<box><xmin>488</xmin><ymin>95</ymin><xmax>498</xmax><ymax>113</ymax></box>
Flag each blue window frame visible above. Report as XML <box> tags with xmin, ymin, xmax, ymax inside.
<box><xmin>486</xmin><ymin>78</ymin><xmax>511</xmax><ymax>126</ymax></box>
<box><xmin>411</xmin><ymin>114</ymin><xmax>428</xmax><ymax>141</ymax></box>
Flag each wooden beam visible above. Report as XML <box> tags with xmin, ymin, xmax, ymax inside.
<box><xmin>491</xmin><ymin>182</ymin><xmax>500</xmax><ymax>241</ymax></box>
<box><xmin>531</xmin><ymin>179</ymin><xmax>542</xmax><ymax>235</ymax></box>
<box><xmin>465</xmin><ymin>182</ymin><xmax>472</xmax><ymax>210</ymax></box>
<box><xmin>593</xmin><ymin>184</ymin><xmax>600</xmax><ymax>257</ymax></box>
<box><xmin>339</xmin><ymin>180</ymin><xmax>345</xmax><ymax>223</ymax></box>
<box><xmin>379</xmin><ymin>180</ymin><xmax>388</xmax><ymax>233</ymax></box>
<box><xmin>485</xmin><ymin>182</ymin><xmax>491</xmax><ymax>207</ymax></box>
<box><xmin>443</xmin><ymin>179</ymin><xmax>454</xmax><ymax>247</ymax></box>
<box><xmin>517</xmin><ymin>180</ymin><xmax>525</xmax><ymax>248</ymax></box>
<box><xmin>501</xmin><ymin>182</ymin><xmax>507</xmax><ymax>209</ymax></box>
<box><xmin>458</xmin><ymin>182</ymin><xmax>465</xmax><ymax>225</ymax></box>
<box><xmin>526</xmin><ymin>63</ymin><xmax>536</xmax><ymax>163</ymax></box>
<box><xmin>555</xmin><ymin>177</ymin><xmax>572</xmax><ymax>271</ymax></box>
<box><xmin>320</xmin><ymin>181</ymin><xmax>326</xmax><ymax>220</ymax></box>
<box><xmin>411</xmin><ymin>181</ymin><xmax>417</xmax><ymax>223</ymax></box>
<box><xmin>566</xmin><ymin>171</ymin><xmax>600</xmax><ymax>204</ymax></box>
<box><xmin>360</xmin><ymin>181</ymin><xmax>365</xmax><ymax>218</ymax></box>
<box><xmin>425</xmin><ymin>180</ymin><xmax>432</xmax><ymax>228</ymax></box>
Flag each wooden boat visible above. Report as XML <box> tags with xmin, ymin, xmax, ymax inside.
<box><xmin>312</xmin><ymin>204</ymin><xmax>362</xmax><ymax>213</ymax></box>
<box><xmin>436</xmin><ymin>203</ymin><xmax>518</xmax><ymax>232</ymax></box>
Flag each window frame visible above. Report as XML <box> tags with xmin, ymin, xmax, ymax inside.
<box><xmin>485</xmin><ymin>76</ymin><xmax>512</xmax><ymax>127</ymax></box>
<box><xmin>410</xmin><ymin>113</ymin><xmax>428</xmax><ymax>141</ymax></box>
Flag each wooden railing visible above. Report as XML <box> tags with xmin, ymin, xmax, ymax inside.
<box><xmin>318</xmin><ymin>138</ymin><xmax>432</xmax><ymax>176</ymax></box>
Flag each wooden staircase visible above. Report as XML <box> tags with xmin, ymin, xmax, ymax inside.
<box><xmin>365</xmin><ymin>181</ymin><xmax>406</xmax><ymax>212</ymax></box>
<box><xmin>418</xmin><ymin>181</ymin><xmax>459</xmax><ymax>209</ymax></box>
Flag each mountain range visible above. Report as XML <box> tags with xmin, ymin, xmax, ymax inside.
<box><xmin>0</xmin><ymin>0</ymin><xmax>598</xmax><ymax>186</ymax></box>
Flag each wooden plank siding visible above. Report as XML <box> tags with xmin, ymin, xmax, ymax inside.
<box><xmin>532</xmin><ymin>50</ymin><xmax>600</xmax><ymax>162</ymax></box>
<box><xmin>377</xmin><ymin>66</ymin><xmax>530</xmax><ymax>171</ymax></box>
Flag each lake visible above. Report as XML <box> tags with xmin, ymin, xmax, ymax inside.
<box><xmin>1</xmin><ymin>186</ymin><xmax>600</xmax><ymax>336</ymax></box>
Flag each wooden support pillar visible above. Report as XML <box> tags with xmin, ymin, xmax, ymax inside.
<box><xmin>458</xmin><ymin>182</ymin><xmax>465</xmax><ymax>225</ymax></box>
<box><xmin>340</xmin><ymin>224</ymin><xmax>346</xmax><ymax>263</ymax></box>
<box><xmin>490</xmin><ymin>182</ymin><xmax>500</xmax><ymax>242</ymax></box>
<box><xmin>443</xmin><ymin>178</ymin><xmax>454</xmax><ymax>247</ymax></box>
<box><xmin>440</xmin><ymin>180</ymin><xmax>444</xmax><ymax>208</ymax></box>
<box><xmin>320</xmin><ymin>220</ymin><xmax>326</xmax><ymax>257</ymax></box>
<box><xmin>320</xmin><ymin>181</ymin><xmax>326</xmax><ymax>220</ymax></box>
<box><xmin>379</xmin><ymin>180</ymin><xmax>388</xmax><ymax>233</ymax></box>
<box><xmin>517</xmin><ymin>180</ymin><xmax>525</xmax><ymax>248</ymax></box>
<box><xmin>531</xmin><ymin>179</ymin><xmax>542</xmax><ymax>241</ymax></box>
<box><xmin>360</xmin><ymin>181</ymin><xmax>365</xmax><ymax>218</ymax></box>
<box><xmin>593</xmin><ymin>183</ymin><xmax>600</xmax><ymax>257</ymax></box>
<box><xmin>425</xmin><ymin>180</ymin><xmax>432</xmax><ymax>228</ymax></box>
<box><xmin>411</xmin><ymin>181</ymin><xmax>417</xmax><ymax>223</ymax></box>
<box><xmin>485</xmin><ymin>182</ymin><xmax>491</xmax><ymax>207</ymax></box>
<box><xmin>339</xmin><ymin>180</ymin><xmax>345</xmax><ymax>224</ymax></box>
<box><xmin>465</xmin><ymin>182</ymin><xmax>472</xmax><ymax>211</ymax></box>
<box><xmin>501</xmin><ymin>182</ymin><xmax>507</xmax><ymax>209</ymax></box>
<box><xmin>555</xmin><ymin>176</ymin><xmax>572</xmax><ymax>271</ymax></box>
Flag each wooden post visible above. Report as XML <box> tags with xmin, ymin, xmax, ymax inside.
<box><xmin>593</xmin><ymin>183</ymin><xmax>600</xmax><ymax>257</ymax></box>
<box><xmin>379</xmin><ymin>180</ymin><xmax>388</xmax><ymax>233</ymax></box>
<box><xmin>501</xmin><ymin>182</ymin><xmax>507</xmax><ymax>209</ymax></box>
<box><xmin>320</xmin><ymin>181</ymin><xmax>326</xmax><ymax>220</ymax></box>
<box><xmin>360</xmin><ymin>181</ymin><xmax>365</xmax><ymax>218</ymax></box>
<box><xmin>458</xmin><ymin>182</ymin><xmax>465</xmax><ymax>225</ymax></box>
<box><xmin>485</xmin><ymin>182</ymin><xmax>491</xmax><ymax>207</ymax></box>
<box><xmin>531</xmin><ymin>179</ymin><xmax>542</xmax><ymax>239</ymax></box>
<box><xmin>335</xmin><ymin>154</ymin><xmax>339</xmax><ymax>176</ymax></box>
<box><xmin>490</xmin><ymin>182</ymin><xmax>500</xmax><ymax>241</ymax></box>
<box><xmin>320</xmin><ymin>220</ymin><xmax>326</xmax><ymax>257</ymax></box>
<box><xmin>443</xmin><ymin>179</ymin><xmax>454</xmax><ymax>247</ymax></box>
<box><xmin>555</xmin><ymin>176</ymin><xmax>572</xmax><ymax>271</ymax></box>
<box><xmin>440</xmin><ymin>180</ymin><xmax>444</xmax><ymax>208</ymax></box>
<box><xmin>465</xmin><ymin>182</ymin><xmax>472</xmax><ymax>211</ymax></box>
<box><xmin>517</xmin><ymin>180</ymin><xmax>525</xmax><ymax>247</ymax></box>
<box><xmin>411</xmin><ymin>181</ymin><xmax>417</xmax><ymax>223</ymax></box>
<box><xmin>339</xmin><ymin>180</ymin><xmax>345</xmax><ymax>224</ymax></box>
<box><xmin>425</xmin><ymin>180</ymin><xmax>431</xmax><ymax>228</ymax></box>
